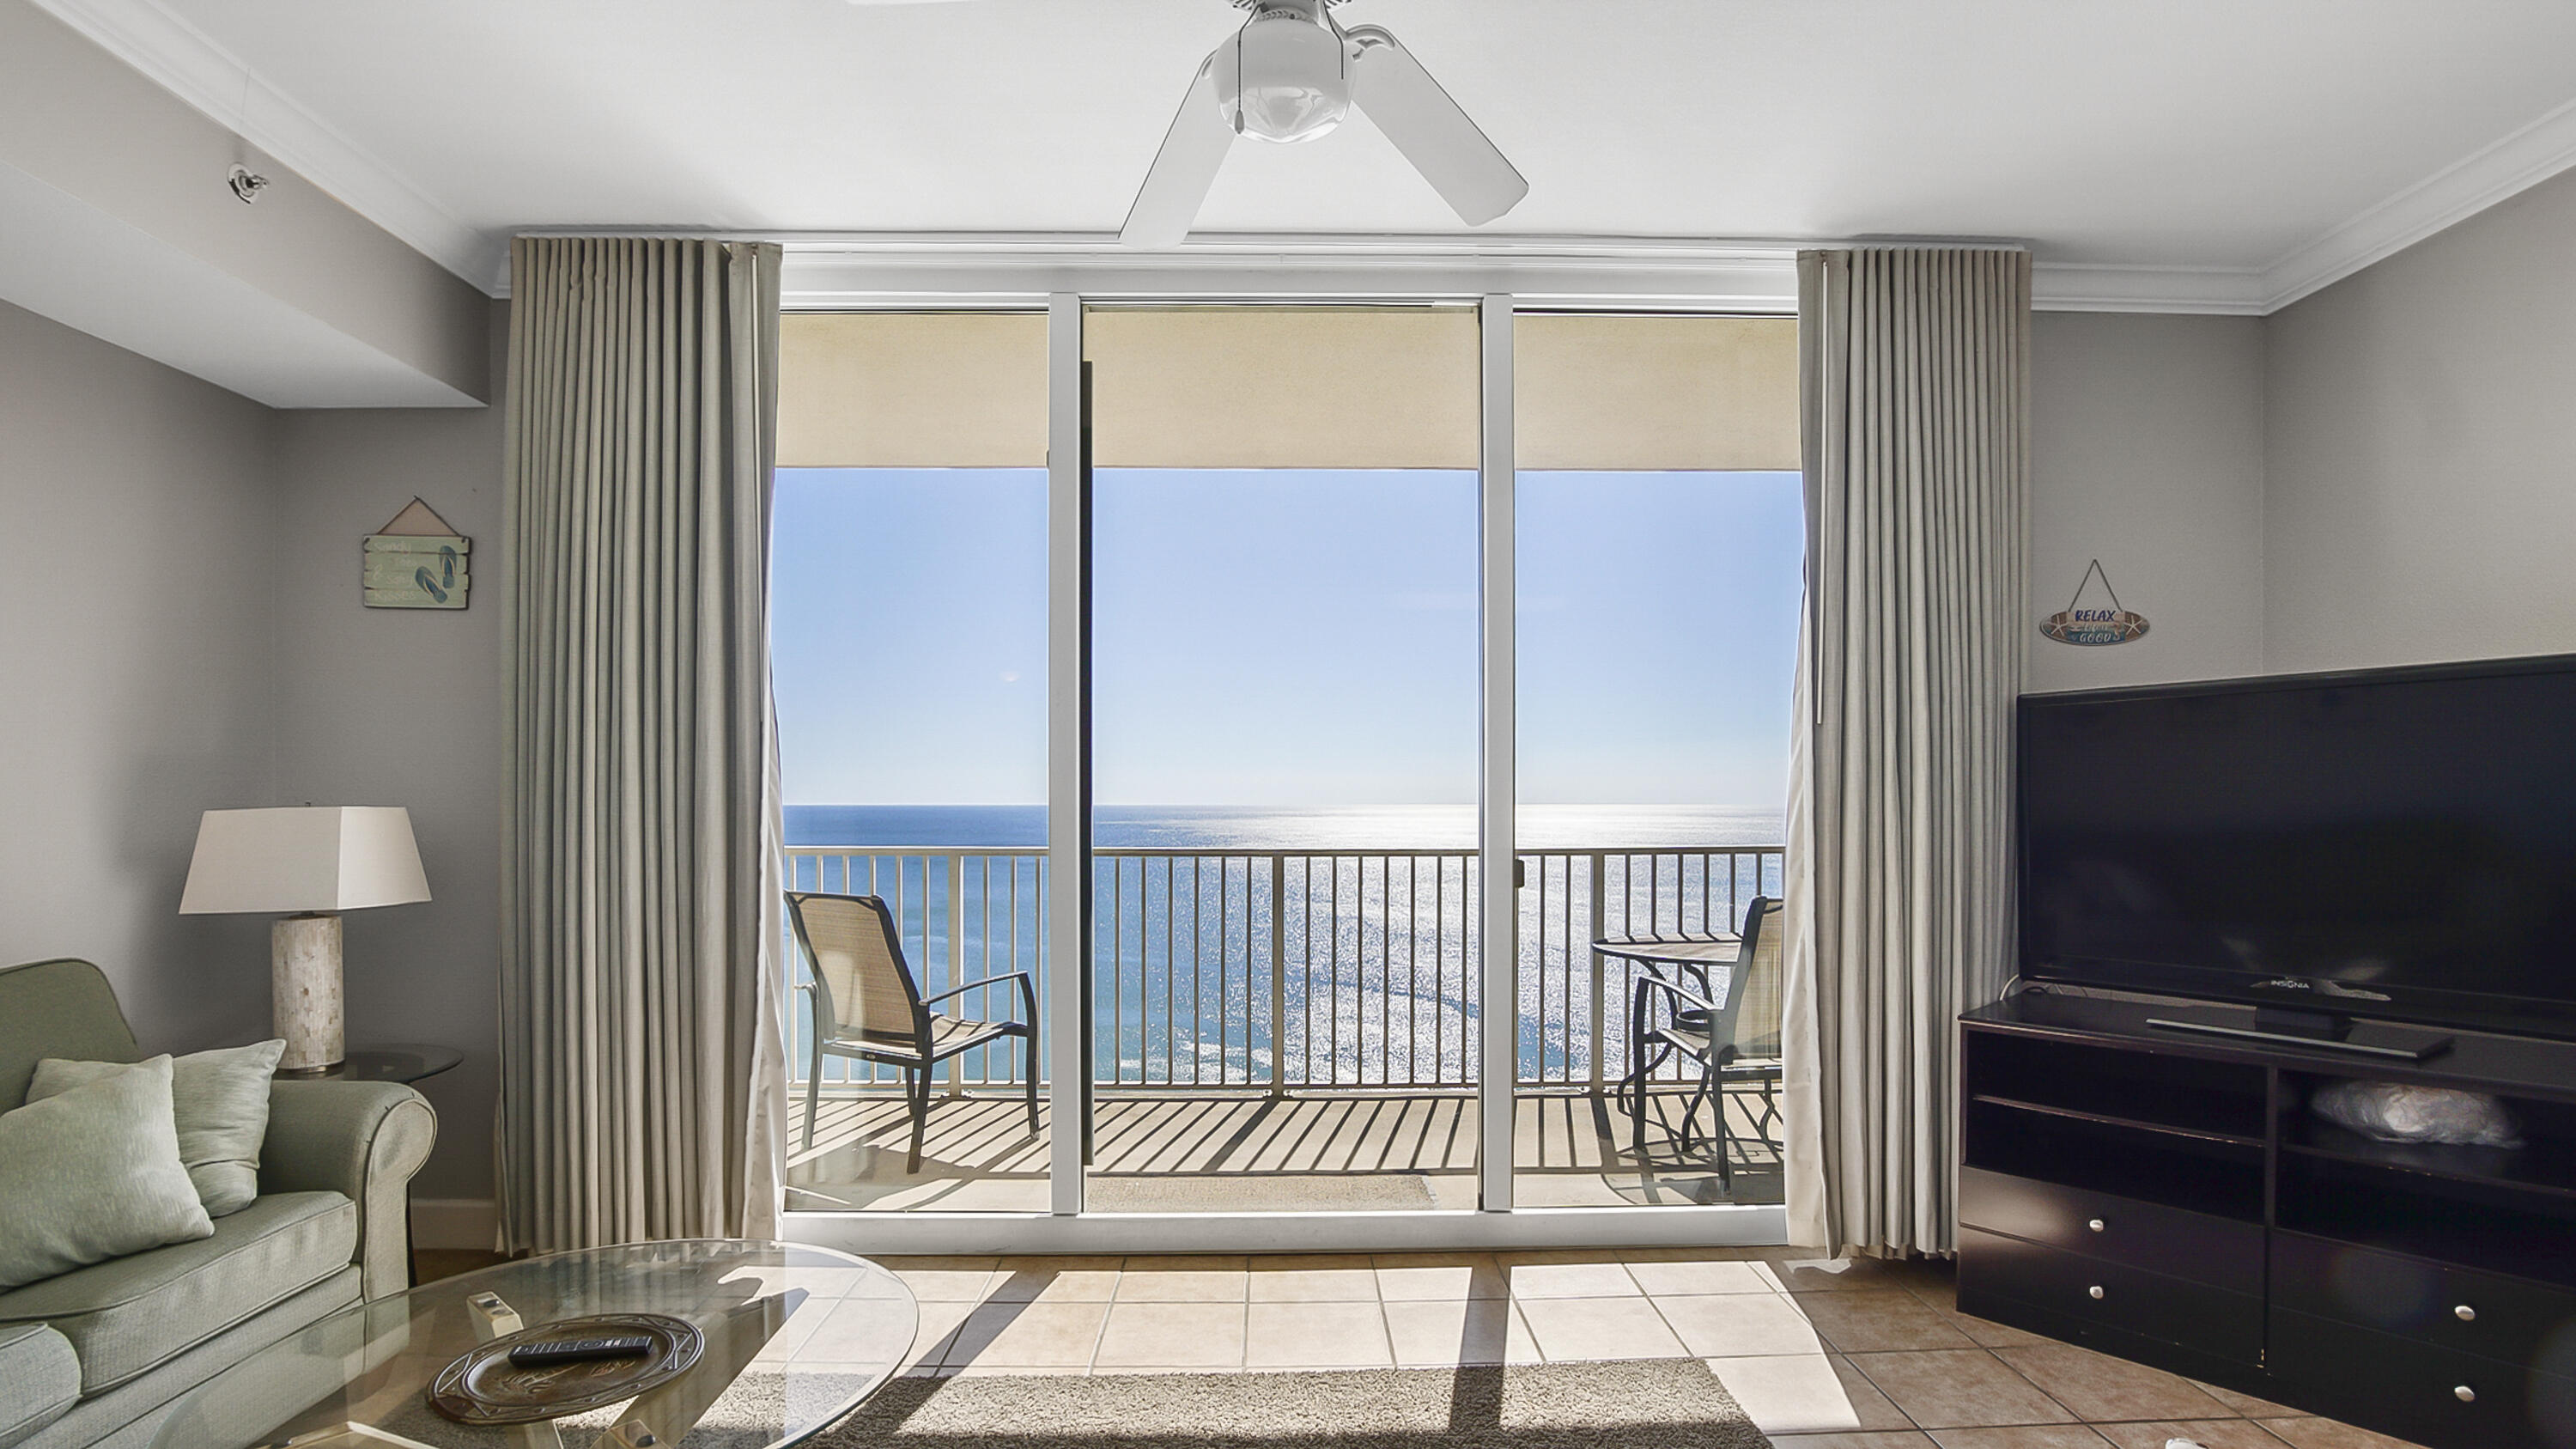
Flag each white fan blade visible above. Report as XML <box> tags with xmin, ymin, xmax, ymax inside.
<box><xmin>1346</xmin><ymin>26</ymin><xmax>1528</xmax><ymax>227</ymax></box>
<box><xmin>1120</xmin><ymin>51</ymin><xmax>1236</xmax><ymax>249</ymax></box>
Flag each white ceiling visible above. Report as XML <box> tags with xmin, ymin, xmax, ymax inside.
<box><xmin>46</xmin><ymin>0</ymin><xmax>2576</xmax><ymax>307</ymax></box>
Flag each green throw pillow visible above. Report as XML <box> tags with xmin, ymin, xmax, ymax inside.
<box><xmin>30</xmin><ymin>1039</ymin><xmax>285</xmax><ymax>1217</ymax></box>
<box><xmin>0</xmin><ymin>1056</ymin><xmax>212</xmax><ymax>1289</ymax></box>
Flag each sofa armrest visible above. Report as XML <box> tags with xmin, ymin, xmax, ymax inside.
<box><xmin>259</xmin><ymin>1081</ymin><xmax>436</xmax><ymax>1300</ymax></box>
<box><xmin>0</xmin><ymin>1324</ymin><xmax>78</xmax><ymax>1449</ymax></box>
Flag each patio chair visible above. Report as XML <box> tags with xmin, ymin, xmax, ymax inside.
<box><xmin>1623</xmin><ymin>896</ymin><xmax>1784</xmax><ymax>1185</ymax></box>
<box><xmin>786</xmin><ymin>891</ymin><xmax>1038</xmax><ymax>1172</ymax></box>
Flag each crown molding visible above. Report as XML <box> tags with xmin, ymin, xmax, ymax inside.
<box><xmin>26</xmin><ymin>0</ymin><xmax>496</xmax><ymax>292</ymax></box>
<box><xmin>2260</xmin><ymin>92</ymin><xmax>2576</xmax><ymax>312</ymax></box>
<box><xmin>2028</xmin><ymin>262</ymin><xmax>2268</xmax><ymax>316</ymax></box>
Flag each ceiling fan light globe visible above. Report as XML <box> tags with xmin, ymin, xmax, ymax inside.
<box><xmin>1215</xmin><ymin>14</ymin><xmax>1350</xmax><ymax>143</ymax></box>
<box><xmin>1228</xmin><ymin>84</ymin><xmax>1348</xmax><ymax>143</ymax></box>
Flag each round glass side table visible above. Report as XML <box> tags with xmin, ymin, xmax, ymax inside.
<box><xmin>277</xmin><ymin>1044</ymin><xmax>465</xmax><ymax>1083</ymax></box>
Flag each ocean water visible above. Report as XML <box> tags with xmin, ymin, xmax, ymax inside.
<box><xmin>781</xmin><ymin>803</ymin><xmax>1786</xmax><ymax>1087</ymax></box>
<box><xmin>785</xmin><ymin>802</ymin><xmax>1784</xmax><ymax>851</ymax></box>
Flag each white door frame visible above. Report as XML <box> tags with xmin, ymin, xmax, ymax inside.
<box><xmin>1044</xmin><ymin>292</ymin><xmax>1088</xmax><ymax>1218</ymax></box>
<box><xmin>782</xmin><ymin>288</ymin><xmax>1792</xmax><ymax>1256</ymax></box>
<box><xmin>1475</xmin><ymin>294</ymin><xmax>1518</xmax><ymax>1215</ymax></box>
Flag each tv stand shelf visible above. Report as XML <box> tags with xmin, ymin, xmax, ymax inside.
<box><xmin>1969</xmin><ymin>1093</ymin><xmax>2265</xmax><ymax>1149</ymax></box>
<box><xmin>1960</xmin><ymin>988</ymin><xmax>2576</xmax><ymax>1449</ymax></box>
<box><xmin>2285</xmin><ymin>1118</ymin><xmax>2576</xmax><ymax>1202</ymax></box>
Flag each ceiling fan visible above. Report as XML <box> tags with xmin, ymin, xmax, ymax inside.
<box><xmin>1119</xmin><ymin>0</ymin><xmax>1529</xmax><ymax>247</ymax></box>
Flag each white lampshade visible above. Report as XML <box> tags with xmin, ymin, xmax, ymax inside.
<box><xmin>179</xmin><ymin>807</ymin><xmax>432</xmax><ymax>915</ymax></box>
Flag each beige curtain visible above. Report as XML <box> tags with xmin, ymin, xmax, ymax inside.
<box><xmin>497</xmin><ymin>236</ymin><xmax>787</xmax><ymax>1252</ymax></box>
<box><xmin>1783</xmin><ymin>247</ymin><xmax>2029</xmax><ymax>1257</ymax></box>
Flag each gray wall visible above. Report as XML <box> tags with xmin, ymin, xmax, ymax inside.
<box><xmin>271</xmin><ymin>301</ymin><xmax>508</xmax><ymax>1198</ymax></box>
<box><xmin>2027</xmin><ymin>158</ymin><xmax>2576</xmax><ymax>694</ymax></box>
<box><xmin>0</xmin><ymin>293</ymin><xmax>506</xmax><ymax>1202</ymax></box>
<box><xmin>0</xmin><ymin>299</ymin><xmax>280</xmax><ymax>1046</ymax></box>
<box><xmin>2027</xmin><ymin>311</ymin><xmax>2269</xmax><ymax>694</ymax></box>
<box><xmin>2264</xmin><ymin>167</ymin><xmax>2576</xmax><ymax>674</ymax></box>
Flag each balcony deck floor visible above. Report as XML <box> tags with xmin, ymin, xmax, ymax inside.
<box><xmin>785</xmin><ymin>1087</ymin><xmax>1783</xmax><ymax>1213</ymax></box>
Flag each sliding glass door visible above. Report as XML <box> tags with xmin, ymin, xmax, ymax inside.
<box><xmin>1509</xmin><ymin>314</ymin><xmax>1804</xmax><ymax>1210</ymax></box>
<box><xmin>1080</xmin><ymin>305</ymin><xmax>1483</xmax><ymax>1214</ymax></box>
<box><xmin>771</xmin><ymin>313</ymin><xmax>1054</xmax><ymax>1214</ymax></box>
<box><xmin>772</xmin><ymin>299</ymin><xmax>1803</xmax><ymax>1239</ymax></box>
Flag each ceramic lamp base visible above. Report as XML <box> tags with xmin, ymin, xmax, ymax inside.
<box><xmin>273</xmin><ymin>912</ymin><xmax>345</xmax><ymax>1073</ymax></box>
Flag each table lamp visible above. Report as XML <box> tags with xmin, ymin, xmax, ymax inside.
<box><xmin>179</xmin><ymin>807</ymin><xmax>432</xmax><ymax>1074</ymax></box>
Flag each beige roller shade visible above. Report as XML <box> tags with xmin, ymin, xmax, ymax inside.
<box><xmin>1084</xmin><ymin>307</ymin><xmax>1479</xmax><ymax>469</ymax></box>
<box><xmin>1516</xmin><ymin>314</ymin><xmax>1800</xmax><ymax>472</ymax></box>
<box><xmin>778</xmin><ymin>312</ymin><xmax>1048</xmax><ymax>467</ymax></box>
<box><xmin>777</xmin><ymin>308</ymin><xmax>1794</xmax><ymax>472</ymax></box>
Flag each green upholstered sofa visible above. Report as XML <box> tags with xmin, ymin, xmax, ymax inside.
<box><xmin>0</xmin><ymin>959</ymin><xmax>435</xmax><ymax>1449</ymax></box>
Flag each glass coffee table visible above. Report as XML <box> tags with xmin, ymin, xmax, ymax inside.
<box><xmin>155</xmin><ymin>1239</ymin><xmax>916</xmax><ymax>1449</ymax></box>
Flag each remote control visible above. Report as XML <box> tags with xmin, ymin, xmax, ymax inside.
<box><xmin>507</xmin><ymin>1335</ymin><xmax>654</xmax><ymax>1367</ymax></box>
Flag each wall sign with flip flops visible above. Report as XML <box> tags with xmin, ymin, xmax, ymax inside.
<box><xmin>2039</xmin><ymin>557</ymin><xmax>2148</xmax><ymax>646</ymax></box>
<box><xmin>363</xmin><ymin>497</ymin><xmax>470</xmax><ymax>610</ymax></box>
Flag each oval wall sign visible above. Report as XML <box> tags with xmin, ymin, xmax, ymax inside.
<box><xmin>2040</xmin><ymin>559</ymin><xmax>2149</xmax><ymax>647</ymax></box>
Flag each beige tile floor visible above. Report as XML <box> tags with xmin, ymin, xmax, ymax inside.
<box><xmin>872</xmin><ymin>1250</ymin><xmax>2432</xmax><ymax>1449</ymax></box>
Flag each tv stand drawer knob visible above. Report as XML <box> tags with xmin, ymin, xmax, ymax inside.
<box><xmin>2456</xmin><ymin>1385</ymin><xmax>2477</xmax><ymax>1403</ymax></box>
<box><xmin>2088</xmin><ymin>1219</ymin><xmax>2105</xmax><ymax>1233</ymax></box>
<box><xmin>2457</xmin><ymin>1305</ymin><xmax>2477</xmax><ymax>1322</ymax></box>
<box><xmin>2087</xmin><ymin>1285</ymin><xmax>2105</xmax><ymax>1300</ymax></box>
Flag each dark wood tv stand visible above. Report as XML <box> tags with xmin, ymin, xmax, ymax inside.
<box><xmin>1959</xmin><ymin>987</ymin><xmax>2576</xmax><ymax>1449</ymax></box>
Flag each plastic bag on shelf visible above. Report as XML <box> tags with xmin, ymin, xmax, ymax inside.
<box><xmin>2311</xmin><ymin>1078</ymin><xmax>2524</xmax><ymax>1148</ymax></box>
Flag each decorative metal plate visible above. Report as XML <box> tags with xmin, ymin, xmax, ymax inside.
<box><xmin>428</xmin><ymin>1313</ymin><xmax>703</xmax><ymax>1425</ymax></box>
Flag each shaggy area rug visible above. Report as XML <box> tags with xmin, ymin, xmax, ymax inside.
<box><xmin>815</xmin><ymin>1360</ymin><xmax>1774</xmax><ymax>1448</ymax></box>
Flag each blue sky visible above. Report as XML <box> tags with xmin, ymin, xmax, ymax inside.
<box><xmin>770</xmin><ymin>467</ymin><xmax>1802</xmax><ymax>807</ymax></box>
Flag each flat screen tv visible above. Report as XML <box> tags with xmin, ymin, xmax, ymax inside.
<box><xmin>2019</xmin><ymin>654</ymin><xmax>2576</xmax><ymax>1039</ymax></box>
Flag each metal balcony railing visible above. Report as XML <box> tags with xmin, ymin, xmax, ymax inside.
<box><xmin>782</xmin><ymin>843</ymin><xmax>1784</xmax><ymax>1094</ymax></box>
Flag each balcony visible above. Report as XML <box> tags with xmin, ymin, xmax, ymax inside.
<box><xmin>782</xmin><ymin>842</ymin><xmax>1784</xmax><ymax>1214</ymax></box>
